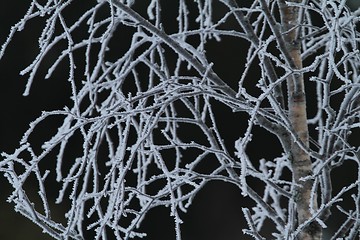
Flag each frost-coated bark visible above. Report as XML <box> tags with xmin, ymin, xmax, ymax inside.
<box><xmin>278</xmin><ymin>0</ymin><xmax>321</xmax><ymax>239</ymax></box>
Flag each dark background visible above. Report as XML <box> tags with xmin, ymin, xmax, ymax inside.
<box><xmin>0</xmin><ymin>1</ymin><xmax>359</xmax><ymax>240</ymax></box>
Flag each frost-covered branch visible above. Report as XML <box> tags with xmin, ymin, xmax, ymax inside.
<box><xmin>1</xmin><ymin>0</ymin><xmax>360</xmax><ymax>239</ymax></box>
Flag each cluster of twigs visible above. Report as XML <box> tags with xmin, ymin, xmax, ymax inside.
<box><xmin>0</xmin><ymin>0</ymin><xmax>360</xmax><ymax>239</ymax></box>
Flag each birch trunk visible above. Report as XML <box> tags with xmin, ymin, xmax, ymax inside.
<box><xmin>278</xmin><ymin>1</ymin><xmax>322</xmax><ymax>239</ymax></box>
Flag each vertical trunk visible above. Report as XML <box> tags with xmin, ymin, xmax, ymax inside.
<box><xmin>278</xmin><ymin>1</ymin><xmax>322</xmax><ymax>239</ymax></box>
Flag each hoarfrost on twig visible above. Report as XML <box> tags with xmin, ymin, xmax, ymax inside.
<box><xmin>1</xmin><ymin>0</ymin><xmax>360</xmax><ymax>239</ymax></box>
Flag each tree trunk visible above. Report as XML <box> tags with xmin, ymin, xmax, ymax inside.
<box><xmin>278</xmin><ymin>1</ymin><xmax>322</xmax><ymax>239</ymax></box>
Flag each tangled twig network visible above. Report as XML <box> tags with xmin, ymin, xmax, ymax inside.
<box><xmin>1</xmin><ymin>0</ymin><xmax>360</xmax><ymax>239</ymax></box>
